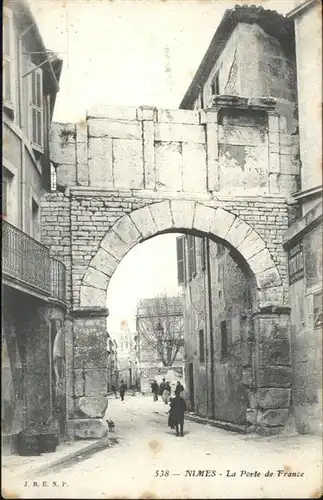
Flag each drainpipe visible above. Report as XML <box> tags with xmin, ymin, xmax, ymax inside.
<box><xmin>206</xmin><ymin>237</ymin><xmax>215</xmax><ymax>418</ymax></box>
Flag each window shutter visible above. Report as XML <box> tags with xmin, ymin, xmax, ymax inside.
<box><xmin>187</xmin><ymin>234</ymin><xmax>196</xmax><ymax>280</ymax></box>
<box><xmin>29</xmin><ymin>67</ymin><xmax>44</xmax><ymax>150</ymax></box>
<box><xmin>176</xmin><ymin>236</ymin><xmax>186</xmax><ymax>286</ymax></box>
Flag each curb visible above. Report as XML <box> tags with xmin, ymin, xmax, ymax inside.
<box><xmin>185</xmin><ymin>413</ymin><xmax>249</xmax><ymax>434</ymax></box>
<box><xmin>13</xmin><ymin>434</ymin><xmax>121</xmax><ymax>479</ymax></box>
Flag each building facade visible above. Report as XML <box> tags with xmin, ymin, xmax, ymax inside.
<box><xmin>178</xmin><ymin>3</ymin><xmax>322</xmax><ymax>434</ymax></box>
<box><xmin>2</xmin><ymin>0</ymin><xmax>66</xmax><ymax>453</ymax></box>
<box><xmin>283</xmin><ymin>0</ymin><xmax>322</xmax><ymax>435</ymax></box>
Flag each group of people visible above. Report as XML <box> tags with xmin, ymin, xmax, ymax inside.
<box><xmin>151</xmin><ymin>379</ymin><xmax>187</xmax><ymax>437</ymax></box>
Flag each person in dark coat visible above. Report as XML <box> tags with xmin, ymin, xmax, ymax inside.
<box><xmin>169</xmin><ymin>394</ymin><xmax>186</xmax><ymax>436</ymax></box>
<box><xmin>175</xmin><ymin>380</ymin><xmax>184</xmax><ymax>397</ymax></box>
<box><xmin>159</xmin><ymin>378</ymin><xmax>166</xmax><ymax>396</ymax></box>
<box><xmin>119</xmin><ymin>380</ymin><xmax>126</xmax><ymax>401</ymax></box>
<box><xmin>151</xmin><ymin>380</ymin><xmax>159</xmax><ymax>401</ymax></box>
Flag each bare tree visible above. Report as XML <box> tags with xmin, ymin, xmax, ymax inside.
<box><xmin>136</xmin><ymin>293</ymin><xmax>184</xmax><ymax>367</ymax></box>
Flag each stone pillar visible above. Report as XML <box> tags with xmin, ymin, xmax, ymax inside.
<box><xmin>247</xmin><ymin>309</ymin><xmax>292</xmax><ymax>435</ymax></box>
<box><xmin>203</xmin><ymin>109</ymin><xmax>219</xmax><ymax>192</ymax></box>
<box><xmin>68</xmin><ymin>308</ymin><xmax>109</xmax><ymax>439</ymax></box>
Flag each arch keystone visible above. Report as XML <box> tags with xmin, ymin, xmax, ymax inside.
<box><xmin>130</xmin><ymin>206</ymin><xmax>157</xmax><ymax>240</ymax></box>
<box><xmin>149</xmin><ymin>201</ymin><xmax>173</xmax><ymax>233</ymax></box>
<box><xmin>170</xmin><ymin>199</ymin><xmax>196</xmax><ymax>229</ymax></box>
<box><xmin>210</xmin><ymin>208</ymin><xmax>236</xmax><ymax>239</ymax></box>
<box><xmin>112</xmin><ymin>214</ymin><xmax>142</xmax><ymax>246</ymax></box>
<box><xmin>90</xmin><ymin>247</ymin><xmax>119</xmax><ymax>277</ymax></box>
<box><xmin>193</xmin><ymin>203</ymin><xmax>216</xmax><ymax>233</ymax></box>
<box><xmin>225</xmin><ymin>218</ymin><xmax>253</xmax><ymax>249</ymax></box>
<box><xmin>80</xmin><ymin>285</ymin><xmax>106</xmax><ymax>308</ymax></box>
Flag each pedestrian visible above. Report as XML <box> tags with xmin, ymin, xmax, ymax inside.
<box><xmin>151</xmin><ymin>380</ymin><xmax>159</xmax><ymax>401</ymax></box>
<box><xmin>119</xmin><ymin>380</ymin><xmax>126</xmax><ymax>401</ymax></box>
<box><xmin>175</xmin><ymin>380</ymin><xmax>185</xmax><ymax>397</ymax></box>
<box><xmin>169</xmin><ymin>393</ymin><xmax>187</xmax><ymax>437</ymax></box>
<box><xmin>162</xmin><ymin>381</ymin><xmax>171</xmax><ymax>404</ymax></box>
<box><xmin>159</xmin><ymin>378</ymin><xmax>166</xmax><ymax>397</ymax></box>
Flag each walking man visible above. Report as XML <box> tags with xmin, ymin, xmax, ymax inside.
<box><xmin>151</xmin><ymin>380</ymin><xmax>159</xmax><ymax>402</ymax></box>
<box><xmin>169</xmin><ymin>393</ymin><xmax>186</xmax><ymax>437</ymax></box>
<box><xmin>159</xmin><ymin>378</ymin><xmax>166</xmax><ymax>397</ymax></box>
<box><xmin>162</xmin><ymin>381</ymin><xmax>171</xmax><ymax>404</ymax></box>
<box><xmin>119</xmin><ymin>380</ymin><xmax>126</xmax><ymax>401</ymax></box>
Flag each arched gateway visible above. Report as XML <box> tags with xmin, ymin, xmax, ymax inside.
<box><xmin>43</xmin><ymin>104</ymin><xmax>294</xmax><ymax>438</ymax></box>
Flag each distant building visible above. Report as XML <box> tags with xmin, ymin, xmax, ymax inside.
<box><xmin>135</xmin><ymin>295</ymin><xmax>185</xmax><ymax>393</ymax></box>
<box><xmin>107</xmin><ymin>336</ymin><xmax>118</xmax><ymax>392</ymax></box>
<box><xmin>2</xmin><ymin>0</ymin><xmax>65</xmax><ymax>454</ymax></box>
<box><xmin>114</xmin><ymin>320</ymin><xmax>136</xmax><ymax>388</ymax></box>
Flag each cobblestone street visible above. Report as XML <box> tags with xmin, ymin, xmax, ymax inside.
<box><xmin>3</xmin><ymin>395</ymin><xmax>322</xmax><ymax>499</ymax></box>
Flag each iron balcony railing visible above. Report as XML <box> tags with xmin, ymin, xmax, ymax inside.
<box><xmin>2</xmin><ymin>220</ymin><xmax>66</xmax><ymax>302</ymax></box>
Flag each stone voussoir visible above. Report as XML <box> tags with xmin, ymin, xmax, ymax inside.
<box><xmin>129</xmin><ymin>205</ymin><xmax>157</xmax><ymax>240</ymax></box>
<box><xmin>148</xmin><ymin>200</ymin><xmax>173</xmax><ymax>233</ymax></box>
<box><xmin>112</xmin><ymin>214</ymin><xmax>142</xmax><ymax>247</ymax></box>
<box><xmin>210</xmin><ymin>208</ymin><xmax>236</xmax><ymax>240</ymax></box>
<box><xmin>193</xmin><ymin>203</ymin><xmax>216</xmax><ymax>234</ymax></box>
<box><xmin>225</xmin><ymin>218</ymin><xmax>253</xmax><ymax>249</ymax></box>
<box><xmin>90</xmin><ymin>247</ymin><xmax>119</xmax><ymax>278</ymax></box>
<box><xmin>82</xmin><ymin>267</ymin><xmax>110</xmax><ymax>290</ymax></box>
<box><xmin>100</xmin><ymin>230</ymin><xmax>129</xmax><ymax>261</ymax></box>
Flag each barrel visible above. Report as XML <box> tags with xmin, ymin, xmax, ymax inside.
<box><xmin>38</xmin><ymin>433</ymin><xmax>59</xmax><ymax>453</ymax></box>
<box><xmin>17</xmin><ymin>430</ymin><xmax>41</xmax><ymax>456</ymax></box>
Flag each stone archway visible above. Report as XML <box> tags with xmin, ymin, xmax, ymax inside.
<box><xmin>70</xmin><ymin>201</ymin><xmax>291</xmax><ymax>439</ymax></box>
<box><xmin>80</xmin><ymin>200</ymin><xmax>284</xmax><ymax>310</ymax></box>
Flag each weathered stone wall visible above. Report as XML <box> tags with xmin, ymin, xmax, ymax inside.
<box><xmin>50</xmin><ymin>103</ymin><xmax>299</xmax><ymax>198</ymax></box>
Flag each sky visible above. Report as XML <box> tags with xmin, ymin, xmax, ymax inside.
<box><xmin>28</xmin><ymin>0</ymin><xmax>298</xmax><ymax>339</ymax></box>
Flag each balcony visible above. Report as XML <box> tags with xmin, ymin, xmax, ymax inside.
<box><xmin>2</xmin><ymin>220</ymin><xmax>66</xmax><ymax>303</ymax></box>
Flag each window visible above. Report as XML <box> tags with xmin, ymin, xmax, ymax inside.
<box><xmin>2</xmin><ymin>168</ymin><xmax>14</xmax><ymax>218</ymax></box>
<box><xmin>29</xmin><ymin>67</ymin><xmax>44</xmax><ymax>151</ymax></box>
<box><xmin>313</xmin><ymin>291</ymin><xmax>322</xmax><ymax>329</ymax></box>
<box><xmin>176</xmin><ymin>236</ymin><xmax>186</xmax><ymax>286</ymax></box>
<box><xmin>50</xmin><ymin>163</ymin><xmax>57</xmax><ymax>191</ymax></box>
<box><xmin>3</xmin><ymin>7</ymin><xmax>14</xmax><ymax>110</ymax></box>
<box><xmin>187</xmin><ymin>234</ymin><xmax>196</xmax><ymax>280</ymax></box>
<box><xmin>221</xmin><ymin>320</ymin><xmax>228</xmax><ymax>359</ymax></box>
<box><xmin>211</xmin><ymin>73</ymin><xmax>220</xmax><ymax>97</ymax></box>
<box><xmin>31</xmin><ymin>198</ymin><xmax>40</xmax><ymax>240</ymax></box>
<box><xmin>199</xmin><ymin>329</ymin><xmax>205</xmax><ymax>363</ymax></box>
<box><xmin>288</xmin><ymin>243</ymin><xmax>304</xmax><ymax>284</ymax></box>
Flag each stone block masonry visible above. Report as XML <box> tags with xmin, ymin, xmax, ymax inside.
<box><xmin>42</xmin><ymin>104</ymin><xmax>300</xmax><ymax>437</ymax></box>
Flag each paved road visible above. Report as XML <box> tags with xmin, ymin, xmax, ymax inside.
<box><xmin>5</xmin><ymin>395</ymin><xmax>322</xmax><ymax>499</ymax></box>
